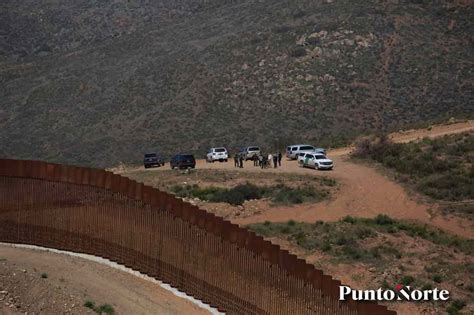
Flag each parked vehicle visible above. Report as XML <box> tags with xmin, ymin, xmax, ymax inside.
<box><xmin>286</xmin><ymin>144</ymin><xmax>326</xmax><ymax>159</ymax></box>
<box><xmin>170</xmin><ymin>154</ymin><xmax>196</xmax><ymax>169</ymax></box>
<box><xmin>143</xmin><ymin>153</ymin><xmax>165</xmax><ymax>169</ymax></box>
<box><xmin>239</xmin><ymin>146</ymin><xmax>261</xmax><ymax>160</ymax></box>
<box><xmin>300</xmin><ymin>153</ymin><xmax>333</xmax><ymax>170</ymax></box>
<box><xmin>206</xmin><ymin>147</ymin><xmax>228</xmax><ymax>162</ymax></box>
<box><xmin>296</xmin><ymin>152</ymin><xmax>307</xmax><ymax>164</ymax></box>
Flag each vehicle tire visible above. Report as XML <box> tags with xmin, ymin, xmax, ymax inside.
<box><xmin>224</xmin><ymin>159</ymin><xmax>228</xmax><ymax>162</ymax></box>
<box><xmin>314</xmin><ymin>164</ymin><xmax>319</xmax><ymax>170</ymax></box>
<box><xmin>144</xmin><ymin>165</ymin><xmax>148</xmax><ymax>169</ymax></box>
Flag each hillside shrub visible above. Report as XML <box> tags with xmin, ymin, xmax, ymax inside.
<box><xmin>172</xmin><ymin>182</ymin><xmax>328</xmax><ymax>206</ymax></box>
<box><xmin>352</xmin><ymin>133</ymin><xmax>473</xmax><ymax>201</ymax></box>
<box><xmin>290</xmin><ymin>47</ymin><xmax>307</xmax><ymax>57</ymax></box>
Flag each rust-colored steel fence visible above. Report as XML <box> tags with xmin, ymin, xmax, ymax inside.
<box><xmin>0</xmin><ymin>159</ymin><xmax>395</xmax><ymax>314</ymax></box>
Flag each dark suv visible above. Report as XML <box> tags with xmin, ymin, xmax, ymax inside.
<box><xmin>170</xmin><ymin>154</ymin><xmax>196</xmax><ymax>169</ymax></box>
<box><xmin>143</xmin><ymin>153</ymin><xmax>165</xmax><ymax>169</ymax></box>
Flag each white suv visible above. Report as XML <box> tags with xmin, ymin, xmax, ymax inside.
<box><xmin>240</xmin><ymin>146</ymin><xmax>261</xmax><ymax>160</ymax></box>
<box><xmin>286</xmin><ymin>144</ymin><xmax>326</xmax><ymax>160</ymax></box>
<box><xmin>206</xmin><ymin>147</ymin><xmax>228</xmax><ymax>162</ymax></box>
<box><xmin>300</xmin><ymin>153</ymin><xmax>333</xmax><ymax>170</ymax></box>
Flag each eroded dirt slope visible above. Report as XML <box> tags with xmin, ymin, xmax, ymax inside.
<box><xmin>0</xmin><ymin>245</ymin><xmax>209</xmax><ymax>315</ymax></box>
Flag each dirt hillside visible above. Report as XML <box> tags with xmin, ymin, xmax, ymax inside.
<box><xmin>2</xmin><ymin>121</ymin><xmax>470</xmax><ymax>315</ymax></box>
<box><xmin>0</xmin><ymin>244</ymin><xmax>210</xmax><ymax>315</ymax></box>
<box><xmin>119</xmin><ymin>121</ymin><xmax>474</xmax><ymax>238</ymax></box>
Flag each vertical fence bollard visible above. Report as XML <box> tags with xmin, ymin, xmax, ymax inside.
<box><xmin>0</xmin><ymin>159</ymin><xmax>396</xmax><ymax>315</ymax></box>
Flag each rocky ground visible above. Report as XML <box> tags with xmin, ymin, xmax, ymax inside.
<box><xmin>0</xmin><ymin>245</ymin><xmax>210</xmax><ymax>315</ymax></box>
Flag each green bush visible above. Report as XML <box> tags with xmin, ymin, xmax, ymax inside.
<box><xmin>421</xmin><ymin>283</ymin><xmax>433</xmax><ymax>290</ymax></box>
<box><xmin>342</xmin><ymin>216</ymin><xmax>356</xmax><ymax>224</ymax></box>
<box><xmin>352</xmin><ymin>133</ymin><xmax>473</xmax><ymax>201</ymax></box>
<box><xmin>306</xmin><ymin>37</ymin><xmax>321</xmax><ymax>45</ymax></box>
<box><xmin>83</xmin><ymin>300</ymin><xmax>115</xmax><ymax>314</ymax></box>
<box><xmin>269</xmin><ymin>184</ymin><xmax>326</xmax><ymax>205</ymax></box>
<box><xmin>468</xmin><ymin>283</ymin><xmax>474</xmax><ymax>292</ymax></box>
<box><xmin>446</xmin><ymin>299</ymin><xmax>466</xmax><ymax>315</ymax></box>
<box><xmin>374</xmin><ymin>214</ymin><xmax>394</xmax><ymax>225</ymax></box>
<box><xmin>249</xmin><ymin>214</ymin><xmax>473</xmax><ymax>263</ymax></box>
<box><xmin>84</xmin><ymin>301</ymin><xmax>95</xmax><ymax>310</ymax></box>
<box><xmin>289</xmin><ymin>47</ymin><xmax>307</xmax><ymax>57</ymax></box>
<box><xmin>172</xmin><ymin>183</ymin><xmax>264</xmax><ymax>205</ymax></box>
<box><xmin>172</xmin><ymin>183</ymin><xmax>328</xmax><ymax>206</ymax></box>
<box><xmin>359</xmin><ymin>215</ymin><xmax>473</xmax><ymax>255</ymax></box>
<box><xmin>321</xmin><ymin>242</ymin><xmax>332</xmax><ymax>252</ymax></box>
<box><xmin>274</xmin><ymin>25</ymin><xmax>292</xmax><ymax>33</ymax></box>
<box><xmin>341</xmin><ymin>245</ymin><xmax>370</xmax><ymax>260</ymax></box>
<box><xmin>97</xmin><ymin>304</ymin><xmax>115</xmax><ymax>315</ymax></box>
<box><xmin>432</xmin><ymin>274</ymin><xmax>443</xmax><ymax>283</ymax></box>
<box><xmin>400</xmin><ymin>275</ymin><xmax>415</xmax><ymax>286</ymax></box>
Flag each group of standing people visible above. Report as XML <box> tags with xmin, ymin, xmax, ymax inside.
<box><xmin>261</xmin><ymin>152</ymin><xmax>282</xmax><ymax>169</ymax></box>
<box><xmin>234</xmin><ymin>153</ymin><xmax>244</xmax><ymax>168</ymax></box>
<box><xmin>234</xmin><ymin>152</ymin><xmax>282</xmax><ymax>169</ymax></box>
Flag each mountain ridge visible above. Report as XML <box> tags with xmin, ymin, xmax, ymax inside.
<box><xmin>1</xmin><ymin>0</ymin><xmax>473</xmax><ymax>167</ymax></box>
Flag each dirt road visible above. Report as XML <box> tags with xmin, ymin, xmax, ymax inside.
<box><xmin>193</xmin><ymin>154</ymin><xmax>472</xmax><ymax>237</ymax></box>
<box><xmin>2</xmin><ymin>121</ymin><xmax>470</xmax><ymax>315</ymax></box>
<box><xmin>321</xmin><ymin>120</ymin><xmax>474</xmax><ymax>156</ymax></box>
<box><xmin>388</xmin><ymin>120</ymin><xmax>474</xmax><ymax>143</ymax></box>
<box><xmin>117</xmin><ymin>120</ymin><xmax>473</xmax><ymax>237</ymax></box>
<box><xmin>0</xmin><ymin>244</ymin><xmax>210</xmax><ymax>315</ymax></box>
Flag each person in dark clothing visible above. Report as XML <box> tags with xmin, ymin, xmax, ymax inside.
<box><xmin>273</xmin><ymin>154</ymin><xmax>278</xmax><ymax>168</ymax></box>
<box><xmin>253</xmin><ymin>154</ymin><xmax>258</xmax><ymax>166</ymax></box>
<box><xmin>239</xmin><ymin>154</ymin><xmax>244</xmax><ymax>168</ymax></box>
<box><xmin>278</xmin><ymin>152</ymin><xmax>282</xmax><ymax>166</ymax></box>
<box><xmin>258</xmin><ymin>154</ymin><xmax>263</xmax><ymax>168</ymax></box>
<box><xmin>234</xmin><ymin>154</ymin><xmax>239</xmax><ymax>168</ymax></box>
<box><xmin>261</xmin><ymin>156</ymin><xmax>266</xmax><ymax>169</ymax></box>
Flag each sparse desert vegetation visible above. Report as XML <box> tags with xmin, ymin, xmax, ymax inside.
<box><xmin>123</xmin><ymin>168</ymin><xmax>336</xmax><ymax>190</ymax></box>
<box><xmin>84</xmin><ymin>300</ymin><xmax>115</xmax><ymax>315</ymax></box>
<box><xmin>249</xmin><ymin>215</ymin><xmax>474</xmax><ymax>313</ymax></box>
<box><xmin>171</xmin><ymin>182</ymin><xmax>330</xmax><ymax>205</ymax></box>
<box><xmin>352</xmin><ymin>132</ymin><xmax>473</xmax><ymax>219</ymax></box>
<box><xmin>123</xmin><ymin>168</ymin><xmax>337</xmax><ymax>218</ymax></box>
<box><xmin>129</xmin><ymin>168</ymin><xmax>334</xmax><ymax>195</ymax></box>
<box><xmin>1</xmin><ymin>0</ymin><xmax>472</xmax><ymax>166</ymax></box>
<box><xmin>0</xmin><ymin>245</ymin><xmax>207</xmax><ymax>314</ymax></box>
